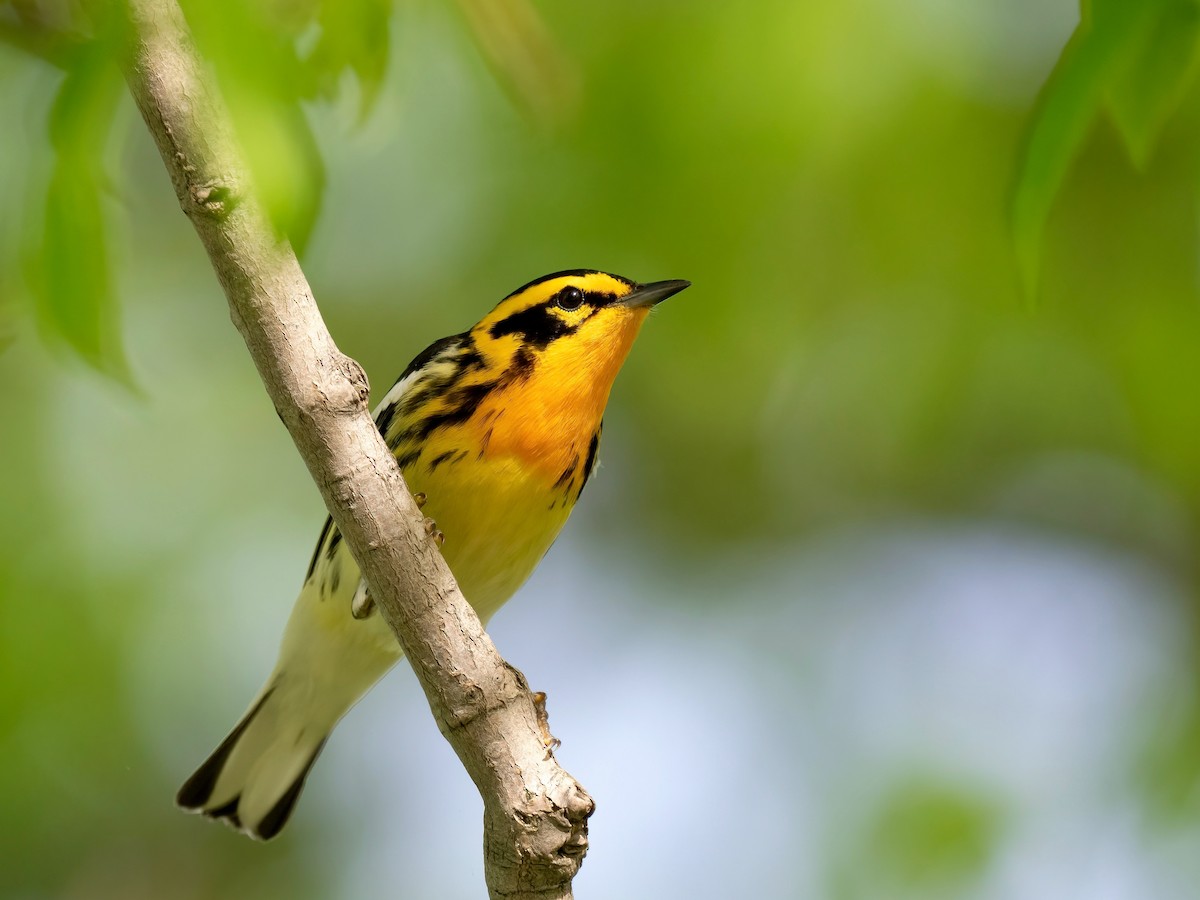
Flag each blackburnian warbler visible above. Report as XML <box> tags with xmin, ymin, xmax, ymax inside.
<box><xmin>176</xmin><ymin>270</ymin><xmax>689</xmax><ymax>839</ymax></box>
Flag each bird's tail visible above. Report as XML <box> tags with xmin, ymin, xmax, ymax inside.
<box><xmin>175</xmin><ymin>676</ymin><xmax>331</xmax><ymax>841</ymax></box>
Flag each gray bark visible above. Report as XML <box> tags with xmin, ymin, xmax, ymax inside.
<box><xmin>117</xmin><ymin>2</ymin><xmax>593</xmax><ymax>896</ymax></box>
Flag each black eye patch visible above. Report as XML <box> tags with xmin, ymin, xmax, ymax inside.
<box><xmin>489</xmin><ymin>302</ymin><xmax>579</xmax><ymax>348</ymax></box>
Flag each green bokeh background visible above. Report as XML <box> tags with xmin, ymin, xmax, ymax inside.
<box><xmin>3</xmin><ymin>1</ymin><xmax>1200</xmax><ymax>897</ymax></box>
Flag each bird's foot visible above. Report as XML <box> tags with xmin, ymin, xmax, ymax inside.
<box><xmin>413</xmin><ymin>491</ymin><xmax>428</xmax><ymax>509</ymax></box>
<box><xmin>424</xmin><ymin>516</ymin><xmax>445</xmax><ymax>546</ymax></box>
<box><xmin>351</xmin><ymin>580</ymin><xmax>375</xmax><ymax>620</ymax></box>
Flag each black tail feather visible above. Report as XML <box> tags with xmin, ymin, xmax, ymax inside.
<box><xmin>176</xmin><ymin>687</ymin><xmax>275</xmax><ymax>810</ymax></box>
<box><xmin>255</xmin><ymin>738</ymin><xmax>327</xmax><ymax>840</ymax></box>
<box><xmin>205</xmin><ymin>796</ymin><xmax>244</xmax><ymax>830</ymax></box>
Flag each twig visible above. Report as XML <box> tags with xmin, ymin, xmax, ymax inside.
<box><xmin>116</xmin><ymin>1</ymin><xmax>593</xmax><ymax>896</ymax></box>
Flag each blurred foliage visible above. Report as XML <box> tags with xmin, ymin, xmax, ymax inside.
<box><xmin>0</xmin><ymin>0</ymin><xmax>574</xmax><ymax>376</ymax></box>
<box><xmin>454</xmin><ymin>0</ymin><xmax>578</xmax><ymax>124</ymax></box>
<box><xmin>1136</xmin><ymin>690</ymin><xmax>1200</xmax><ymax>826</ymax></box>
<box><xmin>2</xmin><ymin>0</ymin><xmax>395</xmax><ymax>372</ymax></box>
<box><xmin>3</xmin><ymin>0</ymin><xmax>1200</xmax><ymax>897</ymax></box>
<box><xmin>831</xmin><ymin>776</ymin><xmax>1003</xmax><ymax>899</ymax></box>
<box><xmin>1012</xmin><ymin>0</ymin><xmax>1200</xmax><ymax>293</ymax></box>
<box><xmin>11</xmin><ymin>3</ymin><xmax>128</xmax><ymax>376</ymax></box>
<box><xmin>180</xmin><ymin>0</ymin><xmax>329</xmax><ymax>256</ymax></box>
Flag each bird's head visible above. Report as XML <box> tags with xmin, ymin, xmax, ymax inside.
<box><xmin>472</xmin><ymin>270</ymin><xmax>690</xmax><ymax>397</ymax></box>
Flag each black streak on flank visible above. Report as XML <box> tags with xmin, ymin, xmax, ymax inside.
<box><xmin>306</xmin><ymin>516</ymin><xmax>334</xmax><ymax>581</ymax></box>
<box><xmin>396</xmin><ymin>448</ymin><xmax>422</xmax><ymax>470</ymax></box>
<box><xmin>478</xmin><ymin>427</ymin><xmax>493</xmax><ymax>459</ymax></box>
<box><xmin>374</xmin><ymin>401</ymin><xmax>398</xmax><ymax>441</ymax></box>
<box><xmin>325</xmin><ymin>528</ymin><xmax>343</xmax><ymax>560</ymax></box>
<box><xmin>578</xmin><ymin>427</ymin><xmax>601</xmax><ymax>497</ymax></box>
<box><xmin>428</xmin><ymin>449</ymin><xmax>457</xmax><ymax>472</ymax></box>
<box><xmin>555</xmin><ymin>455</ymin><xmax>579</xmax><ymax>491</ymax></box>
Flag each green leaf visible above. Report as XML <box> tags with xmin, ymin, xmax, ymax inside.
<box><xmin>1107</xmin><ymin>1</ymin><xmax>1200</xmax><ymax>167</ymax></box>
<box><xmin>1010</xmin><ymin>0</ymin><xmax>1161</xmax><ymax>296</ymax></box>
<box><xmin>455</xmin><ymin>0</ymin><xmax>579</xmax><ymax>127</ymax></box>
<box><xmin>39</xmin><ymin>161</ymin><xmax>121</xmax><ymax>372</ymax></box>
<box><xmin>181</xmin><ymin>0</ymin><xmax>326</xmax><ymax>254</ymax></box>
<box><xmin>229</xmin><ymin>90</ymin><xmax>326</xmax><ymax>256</ymax></box>
<box><xmin>32</xmin><ymin>39</ymin><xmax>129</xmax><ymax>378</ymax></box>
<box><xmin>308</xmin><ymin>0</ymin><xmax>393</xmax><ymax>117</ymax></box>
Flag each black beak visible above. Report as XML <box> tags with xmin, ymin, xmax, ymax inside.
<box><xmin>618</xmin><ymin>279</ymin><xmax>691</xmax><ymax>309</ymax></box>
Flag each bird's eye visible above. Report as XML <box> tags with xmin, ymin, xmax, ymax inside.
<box><xmin>556</xmin><ymin>286</ymin><xmax>585</xmax><ymax>311</ymax></box>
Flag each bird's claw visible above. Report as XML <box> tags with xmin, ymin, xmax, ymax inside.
<box><xmin>351</xmin><ymin>580</ymin><xmax>375</xmax><ymax>620</ymax></box>
<box><xmin>413</xmin><ymin>491</ymin><xmax>428</xmax><ymax>509</ymax></box>
<box><xmin>424</xmin><ymin>516</ymin><xmax>444</xmax><ymax>546</ymax></box>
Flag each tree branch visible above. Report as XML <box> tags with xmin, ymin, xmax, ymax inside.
<box><xmin>117</xmin><ymin>1</ymin><xmax>593</xmax><ymax>896</ymax></box>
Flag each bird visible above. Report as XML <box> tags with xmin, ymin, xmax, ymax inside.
<box><xmin>175</xmin><ymin>269</ymin><xmax>689</xmax><ymax>840</ymax></box>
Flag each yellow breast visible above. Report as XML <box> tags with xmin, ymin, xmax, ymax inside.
<box><xmin>406</xmin><ymin>447</ymin><xmax>575</xmax><ymax>621</ymax></box>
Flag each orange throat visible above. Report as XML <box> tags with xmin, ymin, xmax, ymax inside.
<box><xmin>472</xmin><ymin>309</ymin><xmax>646</xmax><ymax>479</ymax></box>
